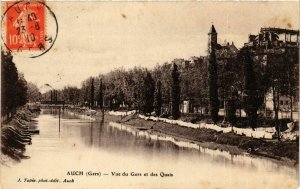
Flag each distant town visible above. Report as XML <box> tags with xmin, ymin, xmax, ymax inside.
<box><xmin>1</xmin><ymin>25</ymin><xmax>299</xmax><ymax>165</ymax></box>
<box><xmin>32</xmin><ymin>25</ymin><xmax>299</xmax><ymax>130</ymax></box>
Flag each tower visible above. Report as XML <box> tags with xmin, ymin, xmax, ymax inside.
<box><xmin>208</xmin><ymin>24</ymin><xmax>217</xmax><ymax>54</ymax></box>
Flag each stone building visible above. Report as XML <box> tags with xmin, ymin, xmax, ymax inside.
<box><xmin>245</xmin><ymin>27</ymin><xmax>299</xmax><ymax>120</ymax></box>
<box><xmin>208</xmin><ymin>24</ymin><xmax>239</xmax><ymax>58</ymax></box>
<box><xmin>244</xmin><ymin>27</ymin><xmax>299</xmax><ymax>49</ymax></box>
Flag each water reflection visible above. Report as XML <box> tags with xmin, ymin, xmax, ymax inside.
<box><xmin>108</xmin><ymin>121</ymin><xmax>296</xmax><ymax>173</ymax></box>
<box><xmin>1</xmin><ymin>109</ymin><xmax>297</xmax><ymax>189</ymax></box>
<box><xmin>55</xmin><ymin>109</ymin><xmax>297</xmax><ymax>174</ymax></box>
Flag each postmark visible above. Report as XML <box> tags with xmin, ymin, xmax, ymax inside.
<box><xmin>1</xmin><ymin>1</ymin><xmax>58</xmax><ymax>58</ymax></box>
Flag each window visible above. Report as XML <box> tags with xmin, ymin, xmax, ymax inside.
<box><xmin>286</xmin><ymin>101</ymin><xmax>289</xmax><ymax>105</ymax></box>
<box><xmin>280</xmin><ymin>100</ymin><xmax>283</xmax><ymax>105</ymax></box>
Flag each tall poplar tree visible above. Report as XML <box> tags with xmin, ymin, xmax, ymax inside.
<box><xmin>171</xmin><ymin>63</ymin><xmax>180</xmax><ymax>119</ymax></box>
<box><xmin>98</xmin><ymin>79</ymin><xmax>104</xmax><ymax>111</ymax></box>
<box><xmin>242</xmin><ymin>47</ymin><xmax>258</xmax><ymax>130</ymax></box>
<box><xmin>154</xmin><ymin>80</ymin><xmax>162</xmax><ymax>117</ymax></box>
<box><xmin>208</xmin><ymin>47</ymin><xmax>219</xmax><ymax>123</ymax></box>
<box><xmin>90</xmin><ymin>78</ymin><xmax>95</xmax><ymax>109</ymax></box>
<box><xmin>142</xmin><ymin>72</ymin><xmax>155</xmax><ymax>115</ymax></box>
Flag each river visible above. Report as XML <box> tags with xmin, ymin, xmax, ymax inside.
<box><xmin>1</xmin><ymin>110</ymin><xmax>298</xmax><ymax>189</ymax></box>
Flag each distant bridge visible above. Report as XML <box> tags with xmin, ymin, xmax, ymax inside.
<box><xmin>39</xmin><ymin>101</ymin><xmax>66</xmax><ymax>108</ymax></box>
<box><xmin>40</xmin><ymin>101</ymin><xmax>65</xmax><ymax>104</ymax></box>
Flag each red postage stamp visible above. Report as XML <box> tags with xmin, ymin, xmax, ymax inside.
<box><xmin>5</xmin><ymin>1</ymin><xmax>45</xmax><ymax>51</ymax></box>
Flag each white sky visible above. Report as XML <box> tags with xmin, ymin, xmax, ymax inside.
<box><xmin>5</xmin><ymin>1</ymin><xmax>299</xmax><ymax>90</ymax></box>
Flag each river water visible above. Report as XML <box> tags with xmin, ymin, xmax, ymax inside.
<box><xmin>1</xmin><ymin>110</ymin><xmax>298</xmax><ymax>189</ymax></box>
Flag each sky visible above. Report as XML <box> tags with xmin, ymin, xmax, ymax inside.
<box><xmin>3</xmin><ymin>1</ymin><xmax>299</xmax><ymax>92</ymax></box>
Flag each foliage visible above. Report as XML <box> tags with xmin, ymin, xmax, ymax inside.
<box><xmin>90</xmin><ymin>78</ymin><xmax>95</xmax><ymax>108</ymax></box>
<box><xmin>153</xmin><ymin>63</ymin><xmax>172</xmax><ymax>113</ymax></box>
<box><xmin>1</xmin><ymin>51</ymin><xmax>28</xmax><ymax>119</ymax></box>
<box><xmin>154</xmin><ymin>80</ymin><xmax>162</xmax><ymax>117</ymax></box>
<box><xmin>61</xmin><ymin>86</ymin><xmax>81</xmax><ymax>105</ymax></box>
<box><xmin>265</xmin><ymin>47</ymin><xmax>299</xmax><ymax>138</ymax></box>
<box><xmin>16</xmin><ymin>73</ymin><xmax>28</xmax><ymax>107</ymax></box>
<box><xmin>27</xmin><ymin>82</ymin><xmax>42</xmax><ymax>102</ymax></box>
<box><xmin>98</xmin><ymin>79</ymin><xmax>104</xmax><ymax>110</ymax></box>
<box><xmin>35</xmin><ymin>41</ymin><xmax>297</xmax><ymax>131</ymax></box>
<box><xmin>171</xmin><ymin>63</ymin><xmax>180</xmax><ymax>119</ymax></box>
<box><xmin>208</xmin><ymin>47</ymin><xmax>219</xmax><ymax>123</ymax></box>
<box><xmin>241</xmin><ymin>47</ymin><xmax>258</xmax><ymax>130</ymax></box>
<box><xmin>142</xmin><ymin>71</ymin><xmax>155</xmax><ymax>115</ymax></box>
<box><xmin>179</xmin><ymin>58</ymin><xmax>209</xmax><ymax>114</ymax></box>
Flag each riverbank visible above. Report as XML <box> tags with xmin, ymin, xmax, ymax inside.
<box><xmin>1</xmin><ymin>108</ymin><xmax>38</xmax><ymax>165</ymax></box>
<box><xmin>106</xmin><ymin>112</ymin><xmax>298</xmax><ymax>165</ymax></box>
<box><xmin>53</xmin><ymin>108</ymin><xmax>299</xmax><ymax>165</ymax></box>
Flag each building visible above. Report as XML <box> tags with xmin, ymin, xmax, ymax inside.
<box><xmin>246</xmin><ymin>27</ymin><xmax>299</xmax><ymax>120</ymax></box>
<box><xmin>245</xmin><ymin>27</ymin><xmax>299</xmax><ymax>49</ymax></box>
<box><xmin>208</xmin><ymin>24</ymin><xmax>239</xmax><ymax>59</ymax></box>
<box><xmin>265</xmin><ymin>92</ymin><xmax>298</xmax><ymax>112</ymax></box>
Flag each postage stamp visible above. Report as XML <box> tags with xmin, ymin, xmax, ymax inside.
<box><xmin>5</xmin><ymin>1</ymin><xmax>45</xmax><ymax>51</ymax></box>
<box><xmin>1</xmin><ymin>1</ymin><xmax>58</xmax><ymax>58</ymax></box>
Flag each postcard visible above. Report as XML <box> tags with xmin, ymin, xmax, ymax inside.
<box><xmin>1</xmin><ymin>1</ymin><xmax>299</xmax><ymax>189</ymax></box>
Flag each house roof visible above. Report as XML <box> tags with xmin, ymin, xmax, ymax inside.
<box><xmin>229</xmin><ymin>42</ymin><xmax>238</xmax><ymax>53</ymax></box>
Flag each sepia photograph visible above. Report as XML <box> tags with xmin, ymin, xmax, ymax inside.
<box><xmin>1</xmin><ymin>1</ymin><xmax>299</xmax><ymax>189</ymax></box>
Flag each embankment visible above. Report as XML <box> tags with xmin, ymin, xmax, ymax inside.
<box><xmin>112</xmin><ymin>112</ymin><xmax>298</xmax><ymax>164</ymax></box>
<box><xmin>1</xmin><ymin>109</ymin><xmax>38</xmax><ymax>164</ymax></box>
<box><xmin>50</xmin><ymin>109</ymin><xmax>299</xmax><ymax>164</ymax></box>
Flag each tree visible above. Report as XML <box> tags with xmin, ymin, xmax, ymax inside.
<box><xmin>27</xmin><ymin>82</ymin><xmax>41</xmax><ymax>102</ymax></box>
<box><xmin>154</xmin><ymin>80</ymin><xmax>162</xmax><ymax>117</ymax></box>
<box><xmin>142</xmin><ymin>71</ymin><xmax>155</xmax><ymax>115</ymax></box>
<box><xmin>1</xmin><ymin>51</ymin><xmax>28</xmax><ymax>120</ymax></box>
<box><xmin>218</xmin><ymin>57</ymin><xmax>241</xmax><ymax>122</ymax></box>
<box><xmin>153</xmin><ymin>63</ymin><xmax>172</xmax><ymax>114</ymax></box>
<box><xmin>128</xmin><ymin>67</ymin><xmax>146</xmax><ymax>112</ymax></box>
<box><xmin>51</xmin><ymin>90</ymin><xmax>54</xmax><ymax>102</ymax></box>
<box><xmin>171</xmin><ymin>63</ymin><xmax>180</xmax><ymax>119</ymax></box>
<box><xmin>54</xmin><ymin>90</ymin><xmax>58</xmax><ymax>103</ymax></box>
<box><xmin>122</xmin><ymin>71</ymin><xmax>135</xmax><ymax>109</ymax></box>
<box><xmin>283</xmin><ymin>48</ymin><xmax>299</xmax><ymax>120</ymax></box>
<box><xmin>16</xmin><ymin>73</ymin><xmax>28</xmax><ymax>107</ymax></box>
<box><xmin>98</xmin><ymin>79</ymin><xmax>104</xmax><ymax>111</ymax></box>
<box><xmin>198</xmin><ymin>58</ymin><xmax>209</xmax><ymax>115</ymax></box>
<box><xmin>109</xmin><ymin>95</ymin><xmax>113</xmax><ymax>111</ymax></box>
<box><xmin>90</xmin><ymin>78</ymin><xmax>94</xmax><ymax>109</ymax></box>
<box><xmin>61</xmin><ymin>86</ymin><xmax>81</xmax><ymax>105</ymax></box>
<box><xmin>1</xmin><ymin>51</ymin><xmax>20</xmax><ymax>119</ymax></box>
<box><xmin>83</xmin><ymin>86</ymin><xmax>88</xmax><ymax>106</ymax></box>
<box><xmin>227</xmin><ymin>87</ymin><xmax>238</xmax><ymax>124</ymax></box>
<box><xmin>241</xmin><ymin>47</ymin><xmax>258</xmax><ymax>130</ymax></box>
<box><xmin>208</xmin><ymin>47</ymin><xmax>219</xmax><ymax>123</ymax></box>
<box><xmin>266</xmin><ymin>49</ymin><xmax>297</xmax><ymax>140</ymax></box>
